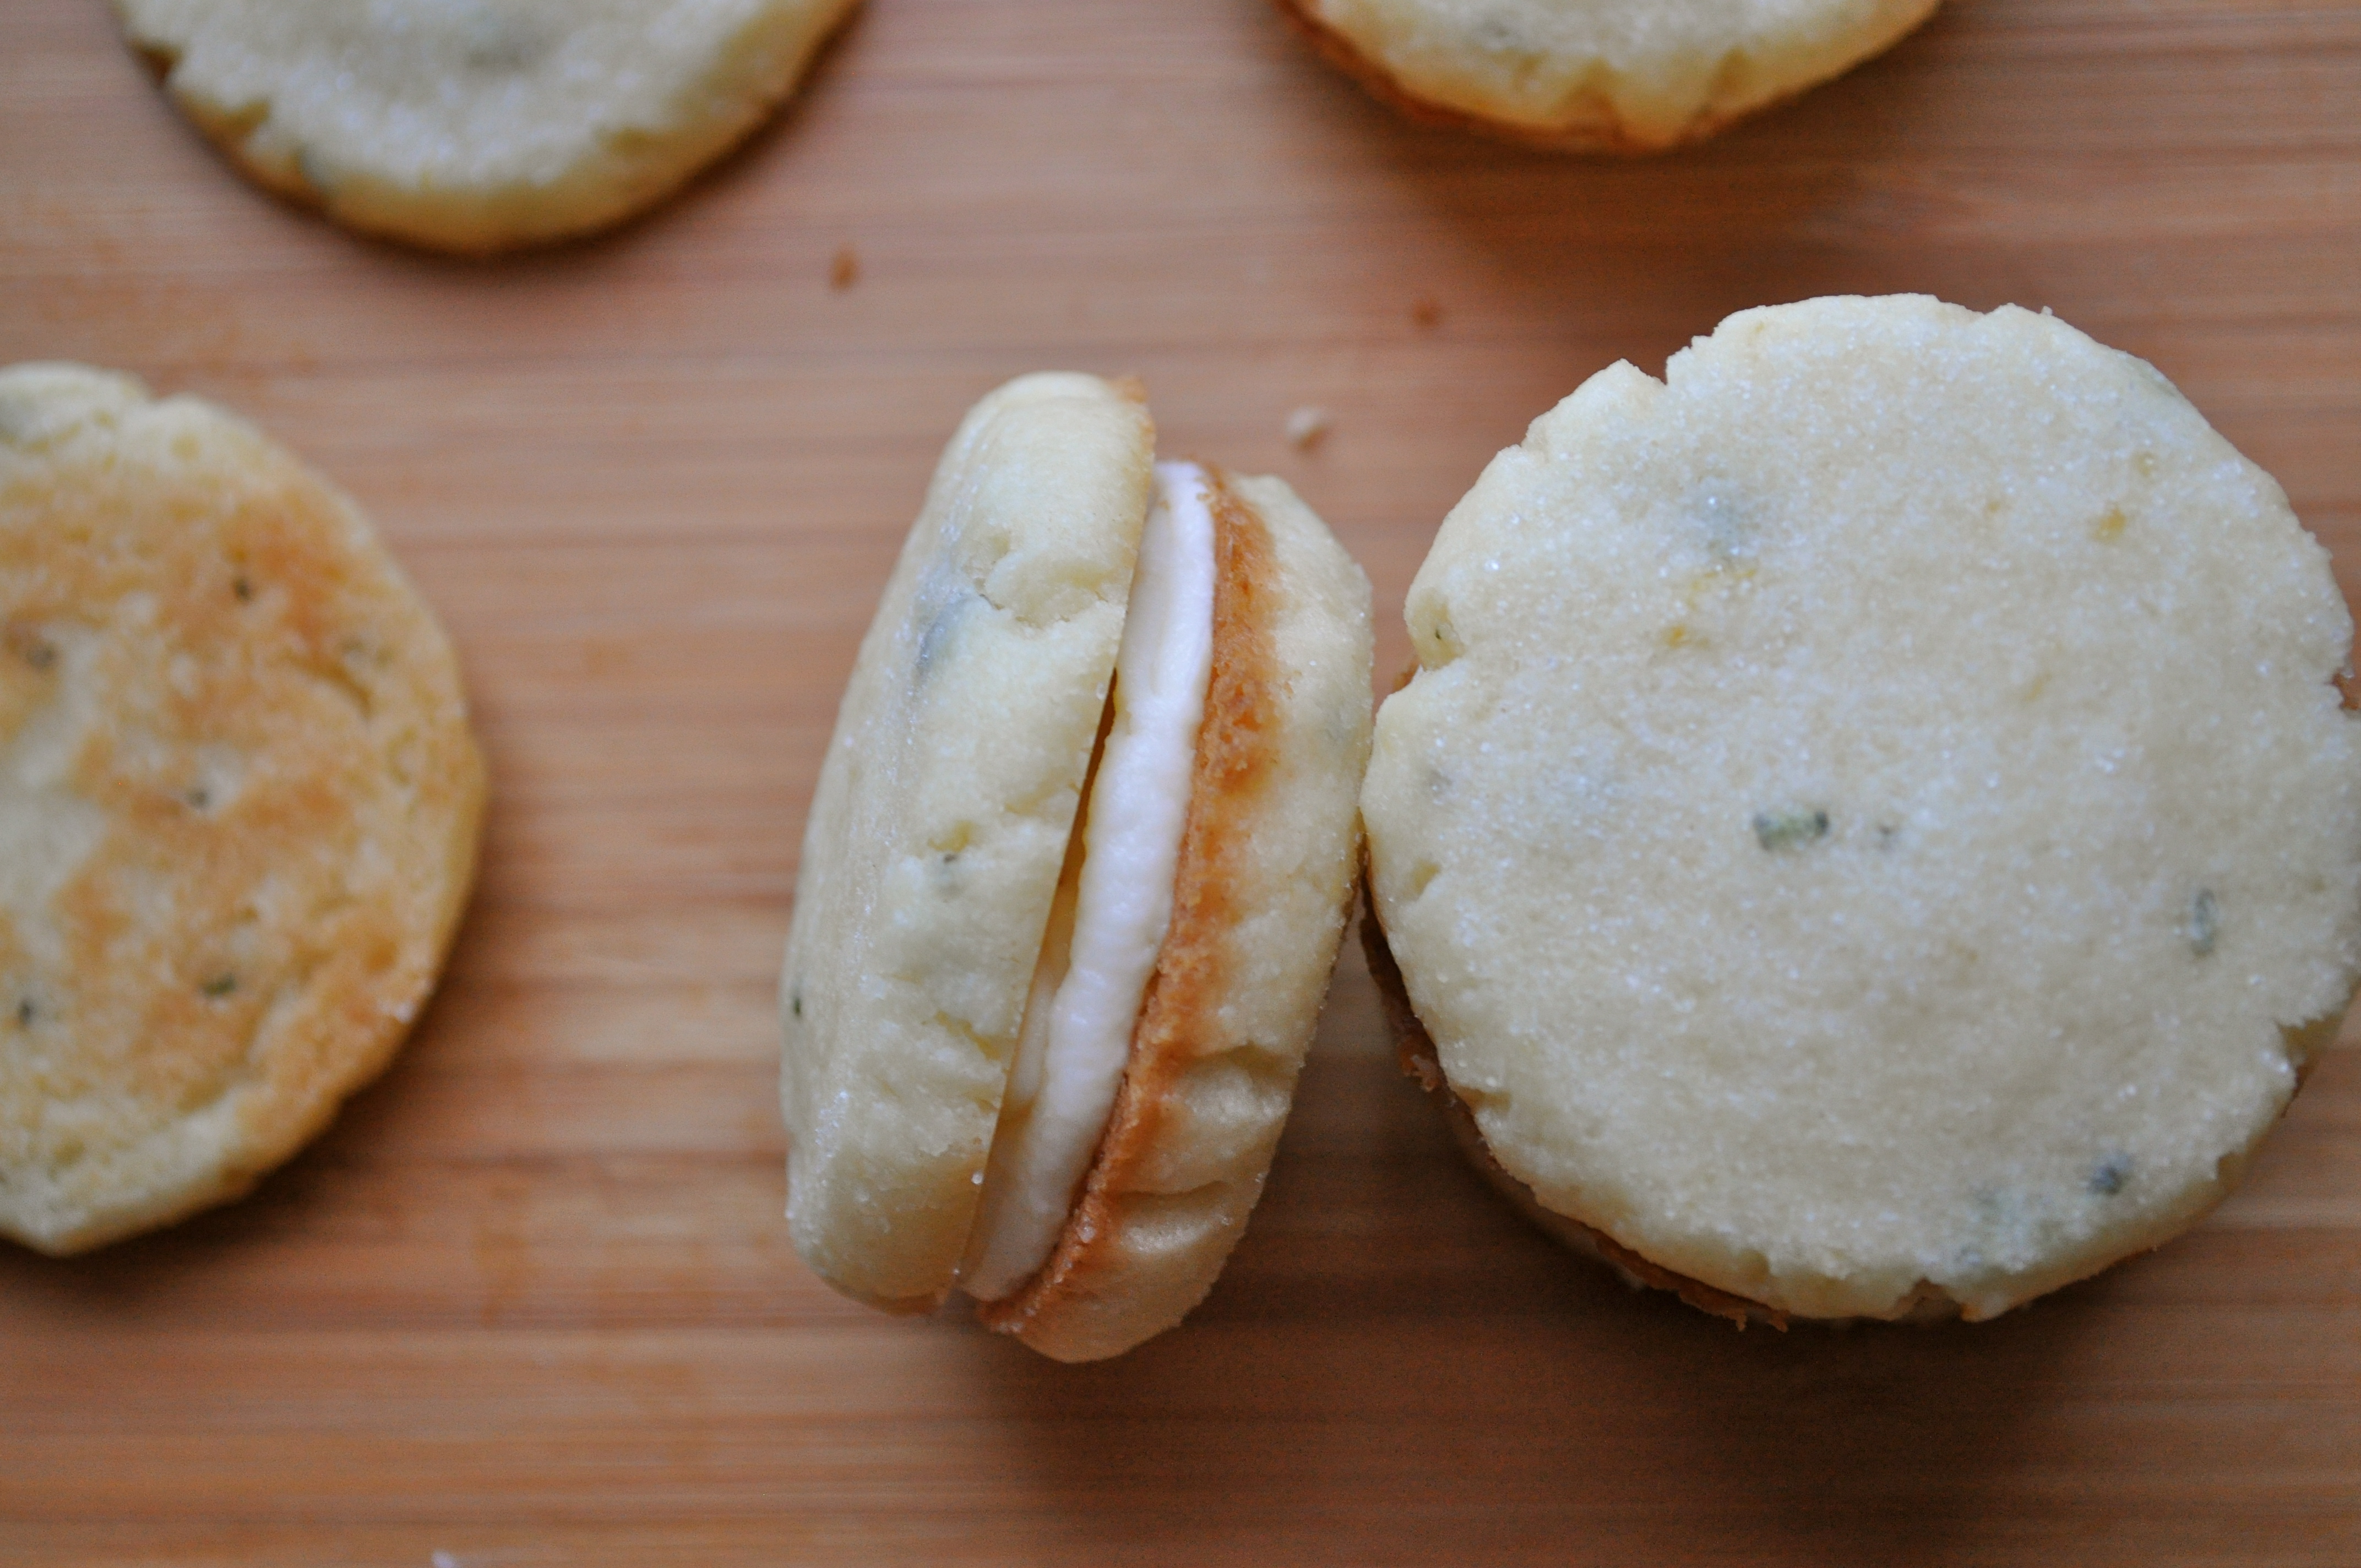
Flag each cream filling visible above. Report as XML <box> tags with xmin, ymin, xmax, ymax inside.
<box><xmin>960</xmin><ymin>462</ymin><xmax>1217</xmax><ymax>1302</ymax></box>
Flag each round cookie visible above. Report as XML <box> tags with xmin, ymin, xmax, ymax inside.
<box><xmin>1280</xmin><ymin>0</ymin><xmax>1940</xmax><ymax>152</ymax></box>
<box><xmin>114</xmin><ymin>0</ymin><xmax>863</xmax><ymax>254</ymax></box>
<box><xmin>1361</xmin><ymin>297</ymin><xmax>2361</xmax><ymax>1322</ymax></box>
<box><xmin>782</xmin><ymin>373</ymin><xmax>1158</xmax><ymax>1313</ymax></box>
<box><xmin>0</xmin><ymin>363</ymin><xmax>485</xmax><ymax>1255</ymax></box>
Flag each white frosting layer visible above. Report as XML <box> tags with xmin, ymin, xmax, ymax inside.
<box><xmin>960</xmin><ymin>463</ymin><xmax>1217</xmax><ymax>1302</ymax></box>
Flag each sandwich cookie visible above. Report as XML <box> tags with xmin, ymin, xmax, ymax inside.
<box><xmin>1279</xmin><ymin>0</ymin><xmax>1940</xmax><ymax>153</ymax></box>
<box><xmin>1361</xmin><ymin>297</ymin><xmax>2361</xmax><ymax>1324</ymax></box>
<box><xmin>781</xmin><ymin>373</ymin><xmax>1373</xmax><ymax>1360</ymax></box>
<box><xmin>0</xmin><ymin>363</ymin><xmax>485</xmax><ymax>1254</ymax></box>
<box><xmin>114</xmin><ymin>0</ymin><xmax>863</xmax><ymax>254</ymax></box>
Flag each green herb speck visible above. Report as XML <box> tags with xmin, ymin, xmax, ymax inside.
<box><xmin>913</xmin><ymin>593</ymin><xmax>970</xmax><ymax>682</ymax></box>
<box><xmin>201</xmin><ymin>974</ymin><xmax>237</xmax><ymax>999</ymax></box>
<box><xmin>232</xmin><ymin>576</ymin><xmax>253</xmax><ymax>602</ymax></box>
<box><xmin>13</xmin><ymin>999</ymin><xmax>32</xmax><ymax>1027</ymax></box>
<box><xmin>1754</xmin><ymin>808</ymin><xmax>1830</xmax><ymax>852</ymax></box>
<box><xmin>2088</xmin><ymin>1155</ymin><xmax>2132</xmax><ymax>1196</ymax></box>
<box><xmin>2189</xmin><ymin>889</ymin><xmax>2219</xmax><ymax>956</ymax></box>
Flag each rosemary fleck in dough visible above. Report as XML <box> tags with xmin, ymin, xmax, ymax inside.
<box><xmin>1280</xmin><ymin>0</ymin><xmax>1940</xmax><ymax>151</ymax></box>
<box><xmin>115</xmin><ymin>0</ymin><xmax>863</xmax><ymax>253</ymax></box>
<box><xmin>0</xmin><ymin>364</ymin><xmax>485</xmax><ymax>1254</ymax></box>
<box><xmin>1362</xmin><ymin>297</ymin><xmax>2361</xmax><ymax>1323</ymax></box>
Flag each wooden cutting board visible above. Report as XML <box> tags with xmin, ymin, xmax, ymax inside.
<box><xmin>3</xmin><ymin>1</ymin><xmax>2357</xmax><ymax>1562</ymax></box>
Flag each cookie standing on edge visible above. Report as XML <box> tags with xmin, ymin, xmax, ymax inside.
<box><xmin>114</xmin><ymin>0</ymin><xmax>864</xmax><ymax>254</ymax></box>
<box><xmin>1361</xmin><ymin>297</ymin><xmax>2361</xmax><ymax>1324</ymax></box>
<box><xmin>1280</xmin><ymin>0</ymin><xmax>1940</xmax><ymax>152</ymax></box>
<box><xmin>782</xmin><ymin>373</ymin><xmax>1374</xmax><ymax>1361</ymax></box>
<box><xmin>0</xmin><ymin>364</ymin><xmax>486</xmax><ymax>1255</ymax></box>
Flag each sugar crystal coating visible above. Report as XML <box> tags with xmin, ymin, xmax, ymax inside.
<box><xmin>1363</xmin><ymin>296</ymin><xmax>2361</xmax><ymax>1320</ymax></box>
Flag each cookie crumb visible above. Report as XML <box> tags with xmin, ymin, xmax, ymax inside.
<box><xmin>1410</xmin><ymin>296</ymin><xmax>1443</xmax><ymax>329</ymax></box>
<box><xmin>1285</xmin><ymin>406</ymin><xmax>1331</xmax><ymax>451</ymax></box>
<box><xmin>829</xmin><ymin>246</ymin><xmax>860</xmax><ymax>290</ymax></box>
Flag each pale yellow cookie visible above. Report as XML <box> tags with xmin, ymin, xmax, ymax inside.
<box><xmin>781</xmin><ymin>376</ymin><xmax>1373</xmax><ymax>1358</ymax></box>
<box><xmin>115</xmin><ymin>0</ymin><xmax>863</xmax><ymax>253</ymax></box>
<box><xmin>1280</xmin><ymin>0</ymin><xmax>1940</xmax><ymax>151</ymax></box>
<box><xmin>0</xmin><ymin>363</ymin><xmax>485</xmax><ymax>1254</ymax></box>
<box><xmin>1362</xmin><ymin>297</ymin><xmax>2361</xmax><ymax>1322</ymax></box>
<box><xmin>782</xmin><ymin>374</ymin><xmax>1158</xmax><ymax>1313</ymax></box>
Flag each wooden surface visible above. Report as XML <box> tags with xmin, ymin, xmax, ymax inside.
<box><xmin>4</xmin><ymin>1</ymin><xmax>2360</xmax><ymax>1562</ymax></box>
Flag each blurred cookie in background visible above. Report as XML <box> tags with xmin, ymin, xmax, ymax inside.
<box><xmin>1279</xmin><ymin>0</ymin><xmax>1940</xmax><ymax>151</ymax></box>
<box><xmin>114</xmin><ymin>0</ymin><xmax>864</xmax><ymax>253</ymax></box>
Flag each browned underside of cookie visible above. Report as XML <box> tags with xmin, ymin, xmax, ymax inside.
<box><xmin>975</xmin><ymin>471</ymin><xmax>1285</xmax><ymax>1341</ymax></box>
<box><xmin>0</xmin><ymin>379</ymin><xmax>485</xmax><ymax>1254</ymax></box>
<box><xmin>1272</xmin><ymin>0</ymin><xmax>1763</xmax><ymax>155</ymax></box>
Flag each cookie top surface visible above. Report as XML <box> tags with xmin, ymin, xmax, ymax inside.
<box><xmin>115</xmin><ymin>0</ymin><xmax>861</xmax><ymax>252</ymax></box>
<box><xmin>0</xmin><ymin>363</ymin><xmax>485</xmax><ymax>1255</ymax></box>
<box><xmin>1283</xmin><ymin>0</ymin><xmax>1938</xmax><ymax>150</ymax></box>
<box><xmin>781</xmin><ymin>373</ymin><xmax>1156</xmax><ymax>1310</ymax></box>
<box><xmin>1361</xmin><ymin>297</ymin><xmax>2361</xmax><ymax>1320</ymax></box>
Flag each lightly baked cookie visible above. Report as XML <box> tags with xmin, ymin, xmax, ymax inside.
<box><xmin>1279</xmin><ymin>0</ymin><xmax>1940</xmax><ymax>152</ymax></box>
<box><xmin>781</xmin><ymin>373</ymin><xmax>1373</xmax><ymax>1362</ymax></box>
<box><xmin>113</xmin><ymin>0</ymin><xmax>863</xmax><ymax>254</ymax></box>
<box><xmin>0</xmin><ymin>364</ymin><xmax>485</xmax><ymax>1255</ymax></box>
<box><xmin>1361</xmin><ymin>296</ymin><xmax>2361</xmax><ymax>1325</ymax></box>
